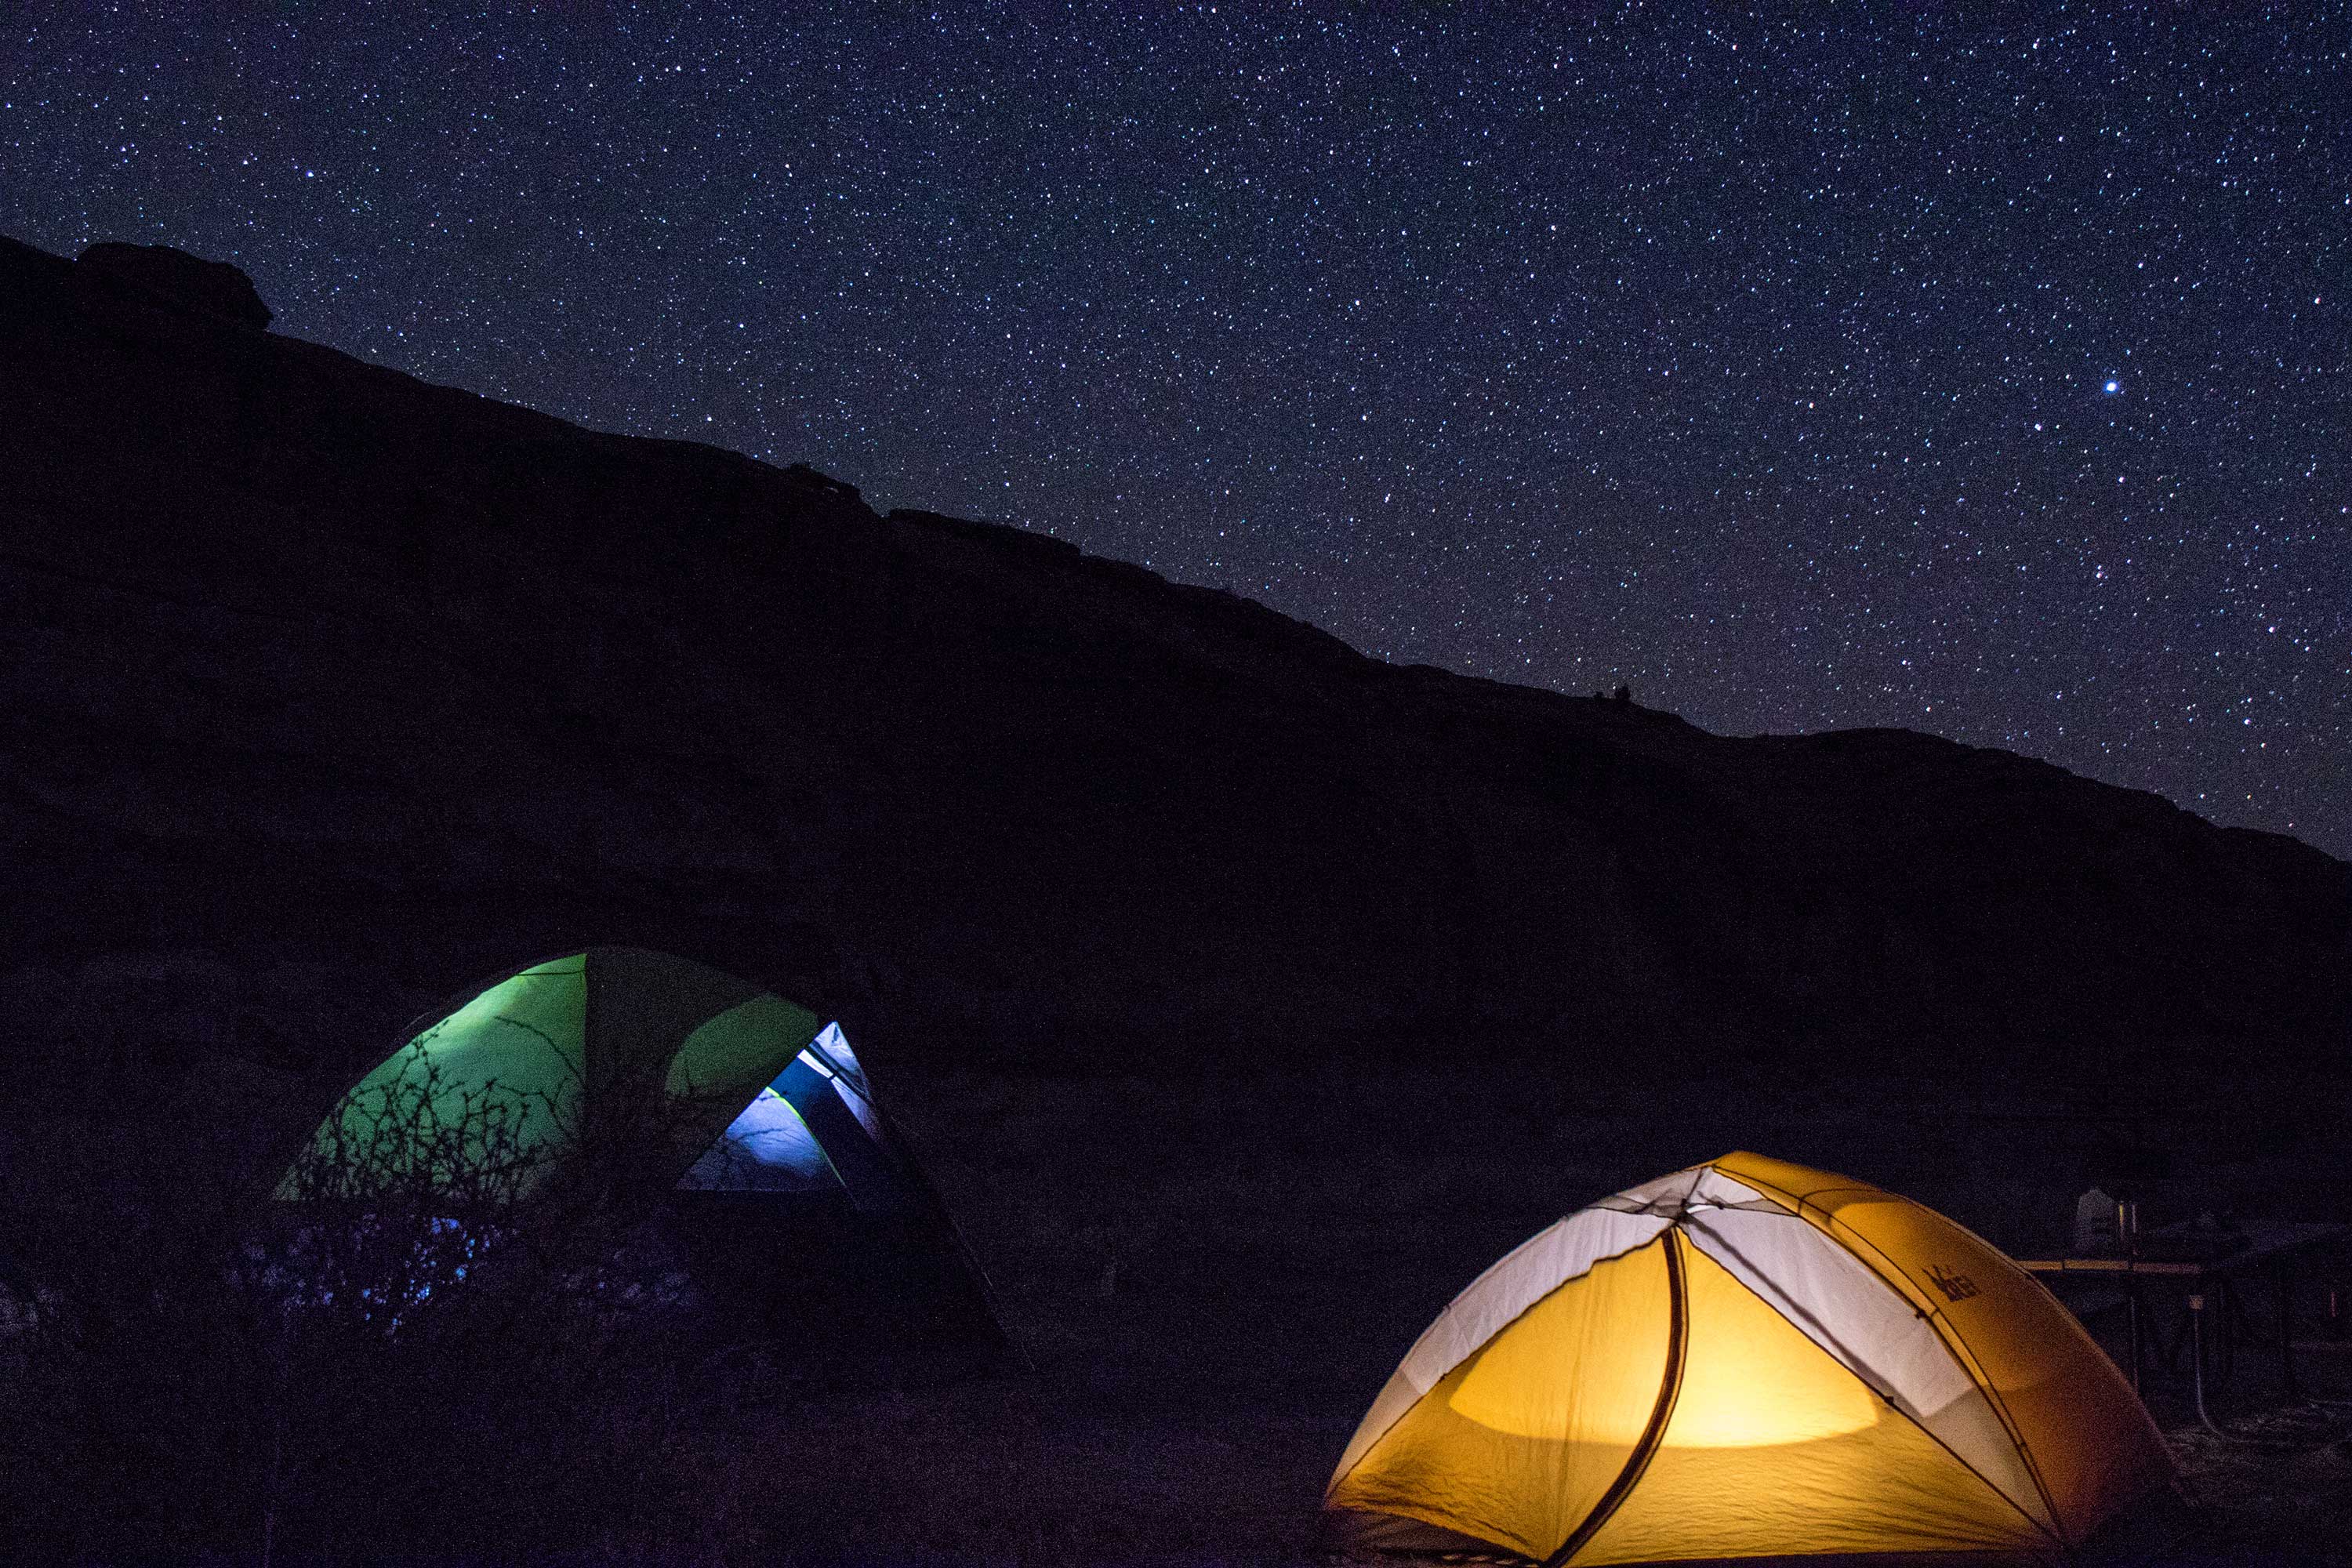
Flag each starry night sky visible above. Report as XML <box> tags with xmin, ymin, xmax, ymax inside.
<box><xmin>5</xmin><ymin>4</ymin><xmax>2347</xmax><ymax>856</ymax></box>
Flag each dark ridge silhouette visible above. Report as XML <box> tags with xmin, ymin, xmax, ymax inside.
<box><xmin>73</xmin><ymin>241</ymin><xmax>274</xmax><ymax>329</ymax></box>
<box><xmin>2</xmin><ymin>230</ymin><xmax>2346</xmax><ymax>1091</ymax></box>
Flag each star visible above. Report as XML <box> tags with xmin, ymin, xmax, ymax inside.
<box><xmin>1</xmin><ymin>4</ymin><xmax>2343</xmax><ymax>857</ymax></box>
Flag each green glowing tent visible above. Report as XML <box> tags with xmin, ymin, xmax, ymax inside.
<box><xmin>281</xmin><ymin>947</ymin><xmax>1007</xmax><ymax>1352</ymax></box>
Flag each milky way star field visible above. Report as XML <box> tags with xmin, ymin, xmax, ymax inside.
<box><xmin>4</xmin><ymin>5</ymin><xmax>2347</xmax><ymax>855</ymax></box>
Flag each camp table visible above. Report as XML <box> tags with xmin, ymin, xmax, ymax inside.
<box><xmin>2017</xmin><ymin>1221</ymin><xmax>2350</xmax><ymax>1414</ymax></box>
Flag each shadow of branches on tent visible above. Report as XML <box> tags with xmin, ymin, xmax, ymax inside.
<box><xmin>0</xmin><ymin>1036</ymin><xmax>800</xmax><ymax>1565</ymax></box>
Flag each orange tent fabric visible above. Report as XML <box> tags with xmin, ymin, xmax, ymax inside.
<box><xmin>1325</xmin><ymin>1153</ymin><xmax>2173</xmax><ymax>1564</ymax></box>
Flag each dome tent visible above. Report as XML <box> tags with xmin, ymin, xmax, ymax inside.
<box><xmin>279</xmin><ymin>948</ymin><xmax>1007</xmax><ymax>1354</ymax></box>
<box><xmin>1324</xmin><ymin>1152</ymin><xmax>2173</xmax><ymax>1566</ymax></box>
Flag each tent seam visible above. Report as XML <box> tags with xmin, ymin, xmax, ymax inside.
<box><xmin>1685</xmin><ymin>1212</ymin><xmax>2065</xmax><ymax>1550</ymax></box>
<box><xmin>1726</xmin><ymin>1167</ymin><xmax>2073</xmax><ymax>1548</ymax></box>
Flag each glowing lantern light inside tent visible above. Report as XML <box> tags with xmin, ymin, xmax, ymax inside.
<box><xmin>1326</xmin><ymin>1155</ymin><xmax>2176</xmax><ymax>1565</ymax></box>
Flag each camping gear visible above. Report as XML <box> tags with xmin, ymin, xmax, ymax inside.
<box><xmin>280</xmin><ymin>948</ymin><xmax>1007</xmax><ymax>1354</ymax></box>
<box><xmin>1324</xmin><ymin>1152</ymin><xmax>2174</xmax><ymax>1565</ymax></box>
<box><xmin>2074</xmin><ymin>1185</ymin><xmax>2122</xmax><ymax>1255</ymax></box>
<box><xmin>2024</xmin><ymin>1218</ymin><xmax>2350</xmax><ymax>1409</ymax></box>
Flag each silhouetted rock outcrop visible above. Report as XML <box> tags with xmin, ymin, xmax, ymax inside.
<box><xmin>74</xmin><ymin>241</ymin><xmax>273</xmax><ymax>329</ymax></box>
<box><xmin>1</xmin><ymin>231</ymin><xmax>2345</xmax><ymax>1091</ymax></box>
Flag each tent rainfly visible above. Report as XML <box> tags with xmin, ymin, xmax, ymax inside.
<box><xmin>1324</xmin><ymin>1152</ymin><xmax>2174</xmax><ymax>1566</ymax></box>
<box><xmin>280</xmin><ymin>948</ymin><xmax>1004</xmax><ymax>1348</ymax></box>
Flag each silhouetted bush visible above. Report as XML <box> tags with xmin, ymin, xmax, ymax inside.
<box><xmin>0</xmin><ymin>1038</ymin><xmax>761</xmax><ymax>1563</ymax></box>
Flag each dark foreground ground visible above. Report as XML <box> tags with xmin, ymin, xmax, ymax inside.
<box><xmin>5</xmin><ymin>1054</ymin><xmax>2349</xmax><ymax>1565</ymax></box>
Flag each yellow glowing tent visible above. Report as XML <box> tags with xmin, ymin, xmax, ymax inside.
<box><xmin>1323</xmin><ymin>1152</ymin><xmax>2174</xmax><ymax>1565</ymax></box>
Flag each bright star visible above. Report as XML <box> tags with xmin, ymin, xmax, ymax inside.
<box><xmin>2103</xmin><ymin>379</ymin><xmax>2121</xmax><ymax>394</ymax></box>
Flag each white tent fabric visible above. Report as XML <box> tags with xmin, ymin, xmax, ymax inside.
<box><xmin>801</xmin><ymin>1022</ymin><xmax>884</xmax><ymax>1141</ymax></box>
<box><xmin>1330</xmin><ymin>1203</ymin><xmax>1669</xmax><ymax>1483</ymax></box>
<box><xmin>806</xmin><ymin>1021</ymin><xmax>866</xmax><ymax>1088</ymax></box>
<box><xmin>1677</xmin><ymin>1196</ymin><xmax>2053</xmax><ymax>1530</ymax></box>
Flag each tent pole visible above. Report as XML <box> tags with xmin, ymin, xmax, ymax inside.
<box><xmin>1542</xmin><ymin>1229</ymin><xmax>1688</xmax><ymax>1568</ymax></box>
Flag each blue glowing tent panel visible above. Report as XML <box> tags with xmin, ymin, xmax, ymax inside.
<box><xmin>677</xmin><ymin>1022</ymin><xmax>914</xmax><ymax>1214</ymax></box>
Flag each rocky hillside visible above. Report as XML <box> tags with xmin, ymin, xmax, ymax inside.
<box><xmin>2</xmin><ymin>234</ymin><xmax>2344</xmax><ymax>1090</ymax></box>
